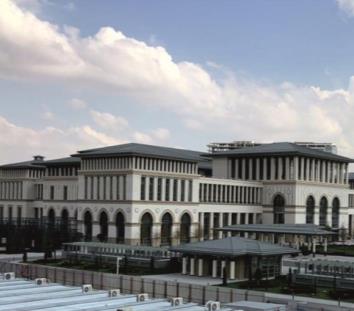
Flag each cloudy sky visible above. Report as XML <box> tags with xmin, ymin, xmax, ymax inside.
<box><xmin>1</xmin><ymin>0</ymin><xmax>354</xmax><ymax>164</ymax></box>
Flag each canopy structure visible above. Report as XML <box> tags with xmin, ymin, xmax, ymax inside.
<box><xmin>217</xmin><ymin>224</ymin><xmax>335</xmax><ymax>236</ymax></box>
<box><xmin>216</xmin><ymin>224</ymin><xmax>334</xmax><ymax>254</ymax></box>
<box><xmin>170</xmin><ymin>237</ymin><xmax>298</xmax><ymax>280</ymax></box>
<box><xmin>170</xmin><ymin>236</ymin><xmax>298</xmax><ymax>257</ymax></box>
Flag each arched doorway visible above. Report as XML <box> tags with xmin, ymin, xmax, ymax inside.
<box><xmin>306</xmin><ymin>196</ymin><xmax>315</xmax><ymax>224</ymax></box>
<box><xmin>180</xmin><ymin>213</ymin><xmax>191</xmax><ymax>244</ymax></box>
<box><xmin>332</xmin><ymin>198</ymin><xmax>340</xmax><ymax>228</ymax></box>
<box><xmin>99</xmin><ymin>211</ymin><xmax>108</xmax><ymax>242</ymax></box>
<box><xmin>273</xmin><ymin>194</ymin><xmax>285</xmax><ymax>224</ymax></box>
<box><xmin>116</xmin><ymin>212</ymin><xmax>125</xmax><ymax>243</ymax></box>
<box><xmin>161</xmin><ymin>213</ymin><xmax>173</xmax><ymax>246</ymax></box>
<box><xmin>140</xmin><ymin>213</ymin><xmax>153</xmax><ymax>246</ymax></box>
<box><xmin>48</xmin><ymin>209</ymin><xmax>55</xmax><ymax>227</ymax></box>
<box><xmin>84</xmin><ymin>211</ymin><xmax>92</xmax><ymax>241</ymax></box>
<box><xmin>319</xmin><ymin>197</ymin><xmax>328</xmax><ymax>226</ymax></box>
<box><xmin>61</xmin><ymin>209</ymin><xmax>69</xmax><ymax>226</ymax></box>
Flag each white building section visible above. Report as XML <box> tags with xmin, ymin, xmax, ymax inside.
<box><xmin>0</xmin><ymin>142</ymin><xmax>353</xmax><ymax>246</ymax></box>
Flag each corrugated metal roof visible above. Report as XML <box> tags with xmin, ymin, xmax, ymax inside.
<box><xmin>205</xmin><ymin>142</ymin><xmax>353</xmax><ymax>162</ymax></box>
<box><xmin>170</xmin><ymin>237</ymin><xmax>298</xmax><ymax>257</ymax></box>
<box><xmin>0</xmin><ymin>277</ymin><xmax>226</xmax><ymax>311</ymax></box>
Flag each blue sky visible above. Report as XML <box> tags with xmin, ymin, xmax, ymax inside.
<box><xmin>1</xmin><ymin>0</ymin><xmax>354</xmax><ymax>163</ymax></box>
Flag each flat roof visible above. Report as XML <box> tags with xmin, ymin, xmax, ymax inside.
<box><xmin>64</xmin><ymin>241</ymin><xmax>170</xmax><ymax>251</ymax></box>
<box><xmin>0</xmin><ymin>277</ymin><xmax>228</xmax><ymax>311</ymax></box>
<box><xmin>170</xmin><ymin>236</ymin><xmax>298</xmax><ymax>257</ymax></box>
<box><xmin>205</xmin><ymin>142</ymin><xmax>353</xmax><ymax>163</ymax></box>
<box><xmin>217</xmin><ymin>224</ymin><xmax>335</xmax><ymax>236</ymax></box>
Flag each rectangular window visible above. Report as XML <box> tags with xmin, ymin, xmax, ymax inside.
<box><xmin>140</xmin><ymin>176</ymin><xmax>146</xmax><ymax>200</ymax></box>
<box><xmin>165</xmin><ymin>179</ymin><xmax>170</xmax><ymax>201</ymax></box>
<box><xmin>110</xmin><ymin>176</ymin><xmax>113</xmax><ymax>200</ymax></box>
<box><xmin>50</xmin><ymin>186</ymin><xmax>55</xmax><ymax>200</ymax></box>
<box><xmin>180</xmin><ymin>180</ymin><xmax>185</xmax><ymax>201</ymax></box>
<box><xmin>8</xmin><ymin>206</ymin><xmax>12</xmax><ymax>222</ymax></box>
<box><xmin>173</xmin><ymin>179</ymin><xmax>178</xmax><ymax>201</ymax></box>
<box><xmin>84</xmin><ymin>177</ymin><xmax>88</xmax><ymax>199</ymax></box>
<box><xmin>232</xmin><ymin>213</ymin><xmax>238</xmax><ymax>225</ymax></box>
<box><xmin>63</xmin><ymin>186</ymin><xmax>68</xmax><ymax>200</ymax></box>
<box><xmin>149</xmin><ymin>177</ymin><xmax>154</xmax><ymax>200</ymax></box>
<box><xmin>17</xmin><ymin>206</ymin><xmax>22</xmax><ymax>225</ymax></box>
<box><xmin>0</xmin><ymin>206</ymin><xmax>3</xmax><ymax>221</ymax></box>
<box><xmin>157</xmin><ymin>178</ymin><xmax>162</xmax><ymax>201</ymax></box>
<box><xmin>122</xmin><ymin>175</ymin><xmax>126</xmax><ymax>200</ymax></box>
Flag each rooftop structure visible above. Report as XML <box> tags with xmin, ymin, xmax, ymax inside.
<box><xmin>208</xmin><ymin>141</ymin><xmax>338</xmax><ymax>154</ymax></box>
<box><xmin>0</xmin><ymin>275</ymin><xmax>229</xmax><ymax>311</ymax></box>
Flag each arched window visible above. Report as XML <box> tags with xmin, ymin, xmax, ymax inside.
<box><xmin>116</xmin><ymin>212</ymin><xmax>125</xmax><ymax>243</ymax></box>
<box><xmin>332</xmin><ymin>198</ymin><xmax>340</xmax><ymax>228</ymax></box>
<box><xmin>306</xmin><ymin>196</ymin><xmax>315</xmax><ymax>224</ymax></box>
<box><xmin>140</xmin><ymin>213</ymin><xmax>153</xmax><ymax>246</ymax></box>
<box><xmin>180</xmin><ymin>213</ymin><xmax>191</xmax><ymax>244</ymax></box>
<box><xmin>273</xmin><ymin>195</ymin><xmax>285</xmax><ymax>224</ymax></box>
<box><xmin>161</xmin><ymin>213</ymin><xmax>173</xmax><ymax>246</ymax></box>
<box><xmin>61</xmin><ymin>209</ymin><xmax>69</xmax><ymax>227</ymax></box>
<box><xmin>84</xmin><ymin>211</ymin><xmax>92</xmax><ymax>241</ymax></box>
<box><xmin>48</xmin><ymin>209</ymin><xmax>55</xmax><ymax>227</ymax></box>
<box><xmin>319</xmin><ymin>197</ymin><xmax>328</xmax><ymax>226</ymax></box>
<box><xmin>99</xmin><ymin>211</ymin><xmax>108</xmax><ymax>242</ymax></box>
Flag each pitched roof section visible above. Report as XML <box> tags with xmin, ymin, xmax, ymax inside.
<box><xmin>74</xmin><ymin>143</ymin><xmax>210</xmax><ymax>163</ymax></box>
<box><xmin>44</xmin><ymin>157</ymin><xmax>81</xmax><ymax>166</ymax></box>
<box><xmin>206</xmin><ymin>142</ymin><xmax>353</xmax><ymax>163</ymax></box>
<box><xmin>170</xmin><ymin>236</ymin><xmax>298</xmax><ymax>257</ymax></box>
<box><xmin>0</xmin><ymin>159</ymin><xmax>45</xmax><ymax>169</ymax></box>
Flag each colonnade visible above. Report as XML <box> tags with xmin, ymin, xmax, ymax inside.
<box><xmin>229</xmin><ymin>156</ymin><xmax>348</xmax><ymax>184</ymax></box>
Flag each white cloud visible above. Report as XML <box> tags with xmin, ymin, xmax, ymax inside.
<box><xmin>337</xmin><ymin>0</ymin><xmax>354</xmax><ymax>16</ymax></box>
<box><xmin>90</xmin><ymin>110</ymin><xmax>129</xmax><ymax>131</ymax></box>
<box><xmin>1</xmin><ymin>0</ymin><xmax>354</xmax><ymax>160</ymax></box>
<box><xmin>132</xmin><ymin>128</ymin><xmax>170</xmax><ymax>145</ymax></box>
<box><xmin>41</xmin><ymin>110</ymin><xmax>54</xmax><ymax>121</ymax></box>
<box><xmin>68</xmin><ymin>98</ymin><xmax>87</xmax><ymax>110</ymax></box>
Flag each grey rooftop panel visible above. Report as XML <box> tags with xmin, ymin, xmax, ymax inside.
<box><xmin>170</xmin><ymin>236</ymin><xmax>298</xmax><ymax>257</ymax></box>
<box><xmin>217</xmin><ymin>224</ymin><xmax>335</xmax><ymax>235</ymax></box>
<box><xmin>74</xmin><ymin>143</ymin><xmax>209</xmax><ymax>162</ymax></box>
<box><xmin>205</xmin><ymin>142</ymin><xmax>353</xmax><ymax>162</ymax></box>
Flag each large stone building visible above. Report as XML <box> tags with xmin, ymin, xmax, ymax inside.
<box><xmin>0</xmin><ymin>142</ymin><xmax>353</xmax><ymax>246</ymax></box>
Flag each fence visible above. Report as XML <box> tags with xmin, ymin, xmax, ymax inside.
<box><xmin>0</xmin><ymin>261</ymin><xmax>353</xmax><ymax>311</ymax></box>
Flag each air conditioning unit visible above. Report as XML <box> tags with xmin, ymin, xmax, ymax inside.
<box><xmin>206</xmin><ymin>301</ymin><xmax>220</xmax><ymax>311</ymax></box>
<box><xmin>82</xmin><ymin>284</ymin><xmax>93</xmax><ymax>293</ymax></box>
<box><xmin>4</xmin><ymin>272</ymin><xmax>15</xmax><ymax>280</ymax></box>
<box><xmin>136</xmin><ymin>293</ymin><xmax>148</xmax><ymax>302</ymax></box>
<box><xmin>171</xmin><ymin>297</ymin><xmax>183</xmax><ymax>306</ymax></box>
<box><xmin>108</xmin><ymin>289</ymin><xmax>121</xmax><ymax>297</ymax></box>
<box><xmin>35</xmin><ymin>278</ymin><xmax>48</xmax><ymax>285</ymax></box>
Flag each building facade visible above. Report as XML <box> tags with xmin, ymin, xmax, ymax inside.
<box><xmin>0</xmin><ymin>142</ymin><xmax>353</xmax><ymax>246</ymax></box>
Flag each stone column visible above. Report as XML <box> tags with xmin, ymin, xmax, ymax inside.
<box><xmin>190</xmin><ymin>257</ymin><xmax>195</xmax><ymax>276</ymax></box>
<box><xmin>212</xmin><ymin>259</ymin><xmax>218</xmax><ymax>278</ymax></box>
<box><xmin>209</xmin><ymin>213</ymin><xmax>214</xmax><ymax>240</ymax></box>
<box><xmin>312</xmin><ymin>237</ymin><xmax>317</xmax><ymax>254</ymax></box>
<box><xmin>227</xmin><ymin>213</ymin><xmax>232</xmax><ymax>237</ymax></box>
<box><xmin>182</xmin><ymin>257</ymin><xmax>187</xmax><ymax>274</ymax></box>
<box><xmin>199</xmin><ymin>212</ymin><xmax>204</xmax><ymax>241</ymax></box>
<box><xmin>294</xmin><ymin>157</ymin><xmax>299</xmax><ymax>181</ymax></box>
<box><xmin>229</xmin><ymin>261</ymin><xmax>236</xmax><ymax>280</ymax></box>
<box><xmin>300</xmin><ymin>157</ymin><xmax>305</xmax><ymax>181</ymax></box>
<box><xmin>311</xmin><ymin>159</ymin><xmax>316</xmax><ymax>181</ymax></box>
<box><xmin>324</xmin><ymin>237</ymin><xmax>328</xmax><ymax>253</ymax></box>
<box><xmin>218</xmin><ymin>213</ymin><xmax>224</xmax><ymax>239</ymax></box>
<box><xmin>198</xmin><ymin>258</ymin><xmax>203</xmax><ymax>276</ymax></box>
